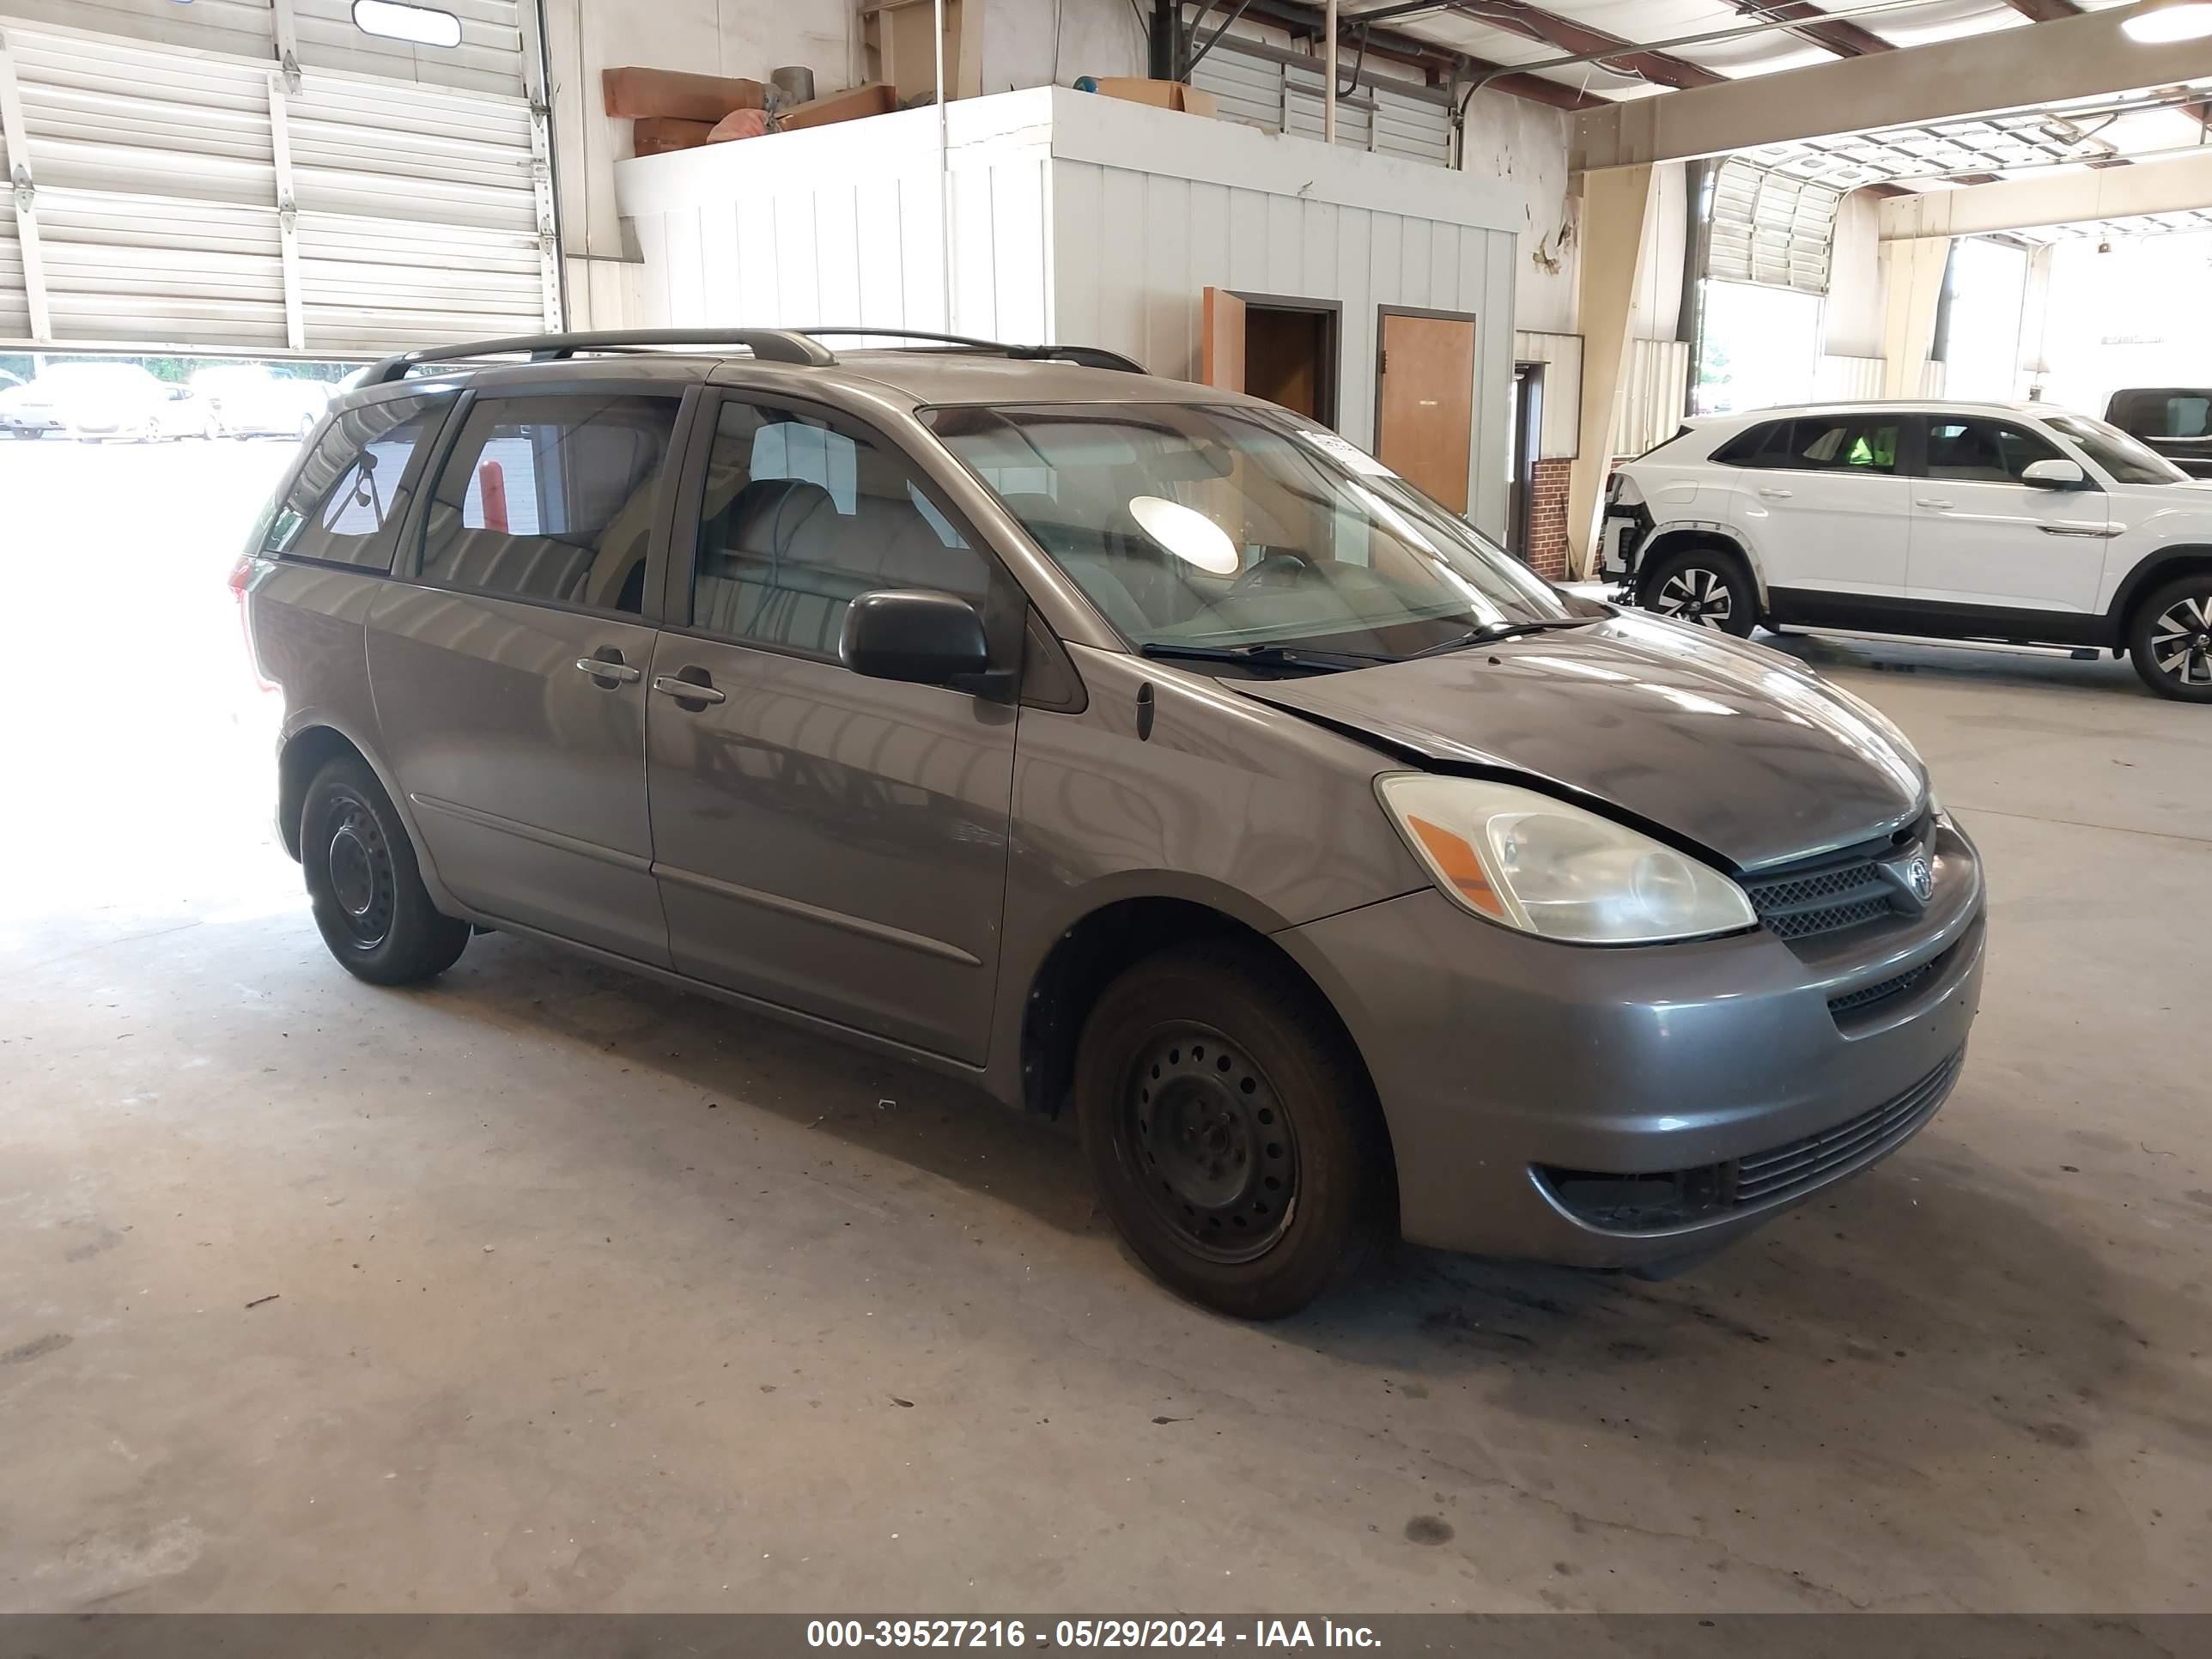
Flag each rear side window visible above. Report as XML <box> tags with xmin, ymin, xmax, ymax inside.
<box><xmin>416</xmin><ymin>394</ymin><xmax>680</xmax><ymax>615</ymax></box>
<box><xmin>688</xmin><ymin>399</ymin><xmax>991</xmax><ymax>658</ymax></box>
<box><xmin>1719</xmin><ymin>416</ymin><xmax>1898</xmax><ymax>475</ymax></box>
<box><xmin>263</xmin><ymin>395</ymin><xmax>443</xmax><ymax>569</ymax></box>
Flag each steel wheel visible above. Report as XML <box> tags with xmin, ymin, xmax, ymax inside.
<box><xmin>322</xmin><ymin>793</ymin><xmax>397</xmax><ymax>952</ymax></box>
<box><xmin>1656</xmin><ymin>565</ymin><xmax>1734</xmax><ymax>629</ymax></box>
<box><xmin>2148</xmin><ymin>591</ymin><xmax>2212</xmax><ymax>689</ymax></box>
<box><xmin>1124</xmin><ymin>1023</ymin><xmax>1299</xmax><ymax>1265</ymax></box>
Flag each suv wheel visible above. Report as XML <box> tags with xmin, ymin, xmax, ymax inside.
<box><xmin>2129</xmin><ymin>575</ymin><xmax>2212</xmax><ymax>702</ymax></box>
<box><xmin>1642</xmin><ymin>547</ymin><xmax>1758</xmax><ymax>638</ymax></box>
<box><xmin>1076</xmin><ymin>943</ymin><xmax>1385</xmax><ymax>1319</ymax></box>
<box><xmin>301</xmin><ymin>754</ymin><xmax>471</xmax><ymax>984</ymax></box>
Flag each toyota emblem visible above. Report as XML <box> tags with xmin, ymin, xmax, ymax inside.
<box><xmin>1906</xmin><ymin>856</ymin><xmax>1933</xmax><ymax>903</ymax></box>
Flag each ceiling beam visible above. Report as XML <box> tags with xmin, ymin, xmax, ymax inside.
<box><xmin>1880</xmin><ymin>147</ymin><xmax>2212</xmax><ymax>237</ymax></box>
<box><xmin>1574</xmin><ymin>3</ymin><xmax>2212</xmax><ymax>169</ymax></box>
<box><xmin>2002</xmin><ymin>1</ymin><xmax>2082</xmax><ymax>21</ymax></box>
<box><xmin>1238</xmin><ymin>1</ymin><xmax>1607</xmax><ymax>109</ymax></box>
<box><xmin>1731</xmin><ymin>3</ymin><xmax>1893</xmax><ymax>59</ymax></box>
<box><xmin>1435</xmin><ymin>3</ymin><xmax>1723</xmax><ymax>90</ymax></box>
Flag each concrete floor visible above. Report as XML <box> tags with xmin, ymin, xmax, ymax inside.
<box><xmin>2</xmin><ymin>440</ymin><xmax>2209</xmax><ymax>1614</ymax></box>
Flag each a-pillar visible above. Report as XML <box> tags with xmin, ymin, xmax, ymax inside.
<box><xmin>1566</xmin><ymin>164</ymin><xmax>1660</xmax><ymax>577</ymax></box>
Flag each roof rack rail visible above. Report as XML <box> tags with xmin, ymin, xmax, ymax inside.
<box><xmin>362</xmin><ymin>328</ymin><xmax>837</xmax><ymax>386</ymax></box>
<box><xmin>360</xmin><ymin>325</ymin><xmax>1148</xmax><ymax>387</ymax></box>
<box><xmin>795</xmin><ymin>327</ymin><xmax>1147</xmax><ymax>374</ymax></box>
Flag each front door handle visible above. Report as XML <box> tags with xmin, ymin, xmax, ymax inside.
<box><xmin>652</xmin><ymin>671</ymin><xmax>726</xmax><ymax>708</ymax></box>
<box><xmin>1916</xmin><ymin>497</ymin><xmax>1954</xmax><ymax>510</ymax></box>
<box><xmin>1757</xmin><ymin>487</ymin><xmax>1793</xmax><ymax>500</ymax></box>
<box><xmin>574</xmin><ymin>653</ymin><xmax>641</xmax><ymax>686</ymax></box>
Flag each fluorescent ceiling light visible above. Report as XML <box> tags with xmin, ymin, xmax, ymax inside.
<box><xmin>352</xmin><ymin>0</ymin><xmax>462</xmax><ymax>49</ymax></box>
<box><xmin>2122</xmin><ymin>3</ymin><xmax>2212</xmax><ymax>45</ymax></box>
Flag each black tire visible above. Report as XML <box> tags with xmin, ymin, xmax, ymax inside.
<box><xmin>1076</xmin><ymin>942</ymin><xmax>1387</xmax><ymax>1320</ymax></box>
<box><xmin>300</xmin><ymin>753</ymin><xmax>471</xmax><ymax>985</ymax></box>
<box><xmin>1640</xmin><ymin>544</ymin><xmax>1759</xmax><ymax>638</ymax></box>
<box><xmin>2127</xmin><ymin>574</ymin><xmax>2212</xmax><ymax>702</ymax></box>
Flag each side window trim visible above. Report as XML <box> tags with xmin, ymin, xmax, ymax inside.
<box><xmin>394</xmin><ymin>381</ymin><xmax>698</xmax><ymax>625</ymax></box>
<box><xmin>659</xmin><ymin>387</ymin><xmax>1023</xmax><ymax>670</ymax></box>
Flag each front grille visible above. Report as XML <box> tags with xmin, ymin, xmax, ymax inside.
<box><xmin>1538</xmin><ymin>1048</ymin><xmax>1965</xmax><ymax>1232</ymax></box>
<box><xmin>1826</xmin><ymin>958</ymin><xmax>1938</xmax><ymax>1018</ymax></box>
<box><xmin>1743</xmin><ymin>858</ymin><xmax>1898</xmax><ymax>941</ymax></box>
<box><xmin>1732</xmin><ymin>1048</ymin><xmax>1964</xmax><ymax>1206</ymax></box>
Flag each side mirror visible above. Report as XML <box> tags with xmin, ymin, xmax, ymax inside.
<box><xmin>2021</xmin><ymin>458</ymin><xmax>2087</xmax><ymax>489</ymax></box>
<box><xmin>840</xmin><ymin>589</ymin><xmax>995</xmax><ymax>690</ymax></box>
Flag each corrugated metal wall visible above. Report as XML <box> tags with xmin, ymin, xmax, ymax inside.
<box><xmin>1814</xmin><ymin>353</ymin><xmax>1884</xmax><ymax>400</ymax></box>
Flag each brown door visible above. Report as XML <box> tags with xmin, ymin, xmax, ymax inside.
<box><xmin>1376</xmin><ymin>311</ymin><xmax>1476</xmax><ymax>513</ymax></box>
<box><xmin>1201</xmin><ymin>286</ymin><xmax>1246</xmax><ymax>392</ymax></box>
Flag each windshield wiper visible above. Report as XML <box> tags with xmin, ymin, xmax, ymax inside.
<box><xmin>1404</xmin><ymin>617</ymin><xmax>1600</xmax><ymax>659</ymax></box>
<box><xmin>1137</xmin><ymin>641</ymin><xmax>1388</xmax><ymax>672</ymax></box>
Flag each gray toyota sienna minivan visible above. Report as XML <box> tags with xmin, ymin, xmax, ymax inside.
<box><xmin>240</xmin><ymin>327</ymin><xmax>1984</xmax><ymax>1318</ymax></box>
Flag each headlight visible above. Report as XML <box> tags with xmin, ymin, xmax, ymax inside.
<box><xmin>1376</xmin><ymin>775</ymin><xmax>1758</xmax><ymax>945</ymax></box>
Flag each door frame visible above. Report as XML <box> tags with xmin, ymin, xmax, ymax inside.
<box><xmin>1506</xmin><ymin>361</ymin><xmax>1544</xmax><ymax>561</ymax></box>
<box><xmin>1229</xmin><ymin>290</ymin><xmax>1345</xmax><ymax>429</ymax></box>
<box><xmin>1372</xmin><ymin>303</ymin><xmax>1480</xmax><ymax>502</ymax></box>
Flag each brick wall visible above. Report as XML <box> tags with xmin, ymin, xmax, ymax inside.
<box><xmin>1524</xmin><ymin>457</ymin><xmax>1573</xmax><ymax>581</ymax></box>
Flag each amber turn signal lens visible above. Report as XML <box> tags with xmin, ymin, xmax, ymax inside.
<box><xmin>1406</xmin><ymin>815</ymin><xmax>1507</xmax><ymax>920</ymax></box>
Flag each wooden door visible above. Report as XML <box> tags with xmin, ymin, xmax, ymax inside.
<box><xmin>1201</xmin><ymin>287</ymin><xmax>1246</xmax><ymax>392</ymax></box>
<box><xmin>1376</xmin><ymin>311</ymin><xmax>1476</xmax><ymax>514</ymax></box>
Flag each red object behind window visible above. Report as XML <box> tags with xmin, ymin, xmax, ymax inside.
<box><xmin>477</xmin><ymin>459</ymin><xmax>508</xmax><ymax>532</ymax></box>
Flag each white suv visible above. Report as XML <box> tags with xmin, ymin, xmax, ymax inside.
<box><xmin>1600</xmin><ymin>400</ymin><xmax>2212</xmax><ymax>702</ymax></box>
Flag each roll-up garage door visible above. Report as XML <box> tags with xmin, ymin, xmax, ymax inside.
<box><xmin>1708</xmin><ymin>157</ymin><xmax>1840</xmax><ymax>295</ymax></box>
<box><xmin>0</xmin><ymin>0</ymin><xmax>557</xmax><ymax>356</ymax></box>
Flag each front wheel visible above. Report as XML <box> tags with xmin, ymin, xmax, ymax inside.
<box><xmin>301</xmin><ymin>753</ymin><xmax>471</xmax><ymax>984</ymax></box>
<box><xmin>1076</xmin><ymin>943</ymin><xmax>1387</xmax><ymax>1319</ymax></box>
<box><xmin>1641</xmin><ymin>546</ymin><xmax>1759</xmax><ymax>637</ymax></box>
<box><xmin>2129</xmin><ymin>575</ymin><xmax>2212</xmax><ymax>702</ymax></box>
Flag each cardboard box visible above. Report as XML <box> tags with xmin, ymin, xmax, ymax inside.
<box><xmin>775</xmin><ymin>82</ymin><xmax>898</xmax><ymax>133</ymax></box>
<box><xmin>1090</xmin><ymin>77</ymin><xmax>1218</xmax><ymax>118</ymax></box>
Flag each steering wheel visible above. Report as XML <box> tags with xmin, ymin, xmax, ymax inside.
<box><xmin>1227</xmin><ymin>547</ymin><xmax>1315</xmax><ymax>596</ymax></box>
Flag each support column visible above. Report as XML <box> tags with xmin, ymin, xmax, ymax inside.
<box><xmin>1566</xmin><ymin>163</ymin><xmax>1659</xmax><ymax>578</ymax></box>
<box><xmin>1879</xmin><ymin>235</ymin><xmax>1949</xmax><ymax>398</ymax></box>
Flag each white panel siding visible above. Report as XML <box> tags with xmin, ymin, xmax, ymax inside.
<box><xmin>1609</xmin><ymin>337</ymin><xmax>1692</xmax><ymax>459</ymax></box>
<box><xmin>1512</xmin><ymin>330</ymin><xmax>1583</xmax><ymax>460</ymax></box>
<box><xmin>1815</xmin><ymin>353</ymin><xmax>1885</xmax><ymax>401</ymax></box>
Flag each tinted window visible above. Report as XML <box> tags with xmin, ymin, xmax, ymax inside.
<box><xmin>1923</xmin><ymin>417</ymin><xmax>2062</xmax><ymax>483</ymax></box>
<box><xmin>264</xmin><ymin>395</ymin><xmax>442</xmax><ymax>569</ymax></box>
<box><xmin>416</xmin><ymin>394</ymin><xmax>678</xmax><ymax>614</ymax></box>
<box><xmin>2110</xmin><ymin>392</ymin><xmax>2212</xmax><ymax>440</ymax></box>
<box><xmin>690</xmin><ymin>401</ymin><xmax>990</xmax><ymax>657</ymax></box>
<box><xmin>1710</xmin><ymin>422</ymin><xmax>1783</xmax><ymax>466</ymax></box>
<box><xmin>2044</xmin><ymin>412</ymin><xmax>2189</xmax><ymax>486</ymax></box>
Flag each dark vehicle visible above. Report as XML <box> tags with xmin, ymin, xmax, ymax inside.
<box><xmin>240</xmin><ymin>328</ymin><xmax>1984</xmax><ymax>1318</ymax></box>
<box><xmin>2104</xmin><ymin>386</ymin><xmax>2212</xmax><ymax>479</ymax></box>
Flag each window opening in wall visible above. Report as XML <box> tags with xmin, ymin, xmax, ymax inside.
<box><xmin>352</xmin><ymin>1</ymin><xmax>464</xmax><ymax>49</ymax></box>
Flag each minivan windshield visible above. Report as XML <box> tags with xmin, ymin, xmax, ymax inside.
<box><xmin>2044</xmin><ymin>412</ymin><xmax>2188</xmax><ymax>486</ymax></box>
<box><xmin>924</xmin><ymin>403</ymin><xmax>1583</xmax><ymax>659</ymax></box>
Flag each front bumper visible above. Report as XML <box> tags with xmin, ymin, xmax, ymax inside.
<box><xmin>0</xmin><ymin>412</ymin><xmax>61</xmax><ymax>433</ymax></box>
<box><xmin>1276</xmin><ymin>819</ymin><xmax>1985</xmax><ymax>1267</ymax></box>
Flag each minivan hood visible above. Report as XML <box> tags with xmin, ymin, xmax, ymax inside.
<box><xmin>1229</xmin><ymin>613</ymin><xmax>1926</xmax><ymax>870</ymax></box>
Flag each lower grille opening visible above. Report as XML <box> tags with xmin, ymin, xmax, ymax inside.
<box><xmin>1827</xmin><ymin>955</ymin><xmax>1942</xmax><ymax>1021</ymax></box>
<box><xmin>1537</xmin><ymin>1048</ymin><xmax>1966</xmax><ymax>1234</ymax></box>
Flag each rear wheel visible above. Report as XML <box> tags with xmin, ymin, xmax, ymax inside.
<box><xmin>1077</xmin><ymin>942</ymin><xmax>1386</xmax><ymax>1320</ymax></box>
<box><xmin>1641</xmin><ymin>545</ymin><xmax>1759</xmax><ymax>638</ymax></box>
<box><xmin>2129</xmin><ymin>574</ymin><xmax>2212</xmax><ymax>702</ymax></box>
<box><xmin>301</xmin><ymin>754</ymin><xmax>471</xmax><ymax>984</ymax></box>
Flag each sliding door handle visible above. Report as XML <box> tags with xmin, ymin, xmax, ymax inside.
<box><xmin>1915</xmin><ymin>497</ymin><xmax>1954</xmax><ymax>510</ymax></box>
<box><xmin>653</xmin><ymin>672</ymin><xmax>726</xmax><ymax>708</ymax></box>
<box><xmin>1756</xmin><ymin>487</ymin><xmax>1793</xmax><ymax>500</ymax></box>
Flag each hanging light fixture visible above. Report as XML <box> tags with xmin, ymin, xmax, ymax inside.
<box><xmin>2121</xmin><ymin>3</ymin><xmax>2212</xmax><ymax>45</ymax></box>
